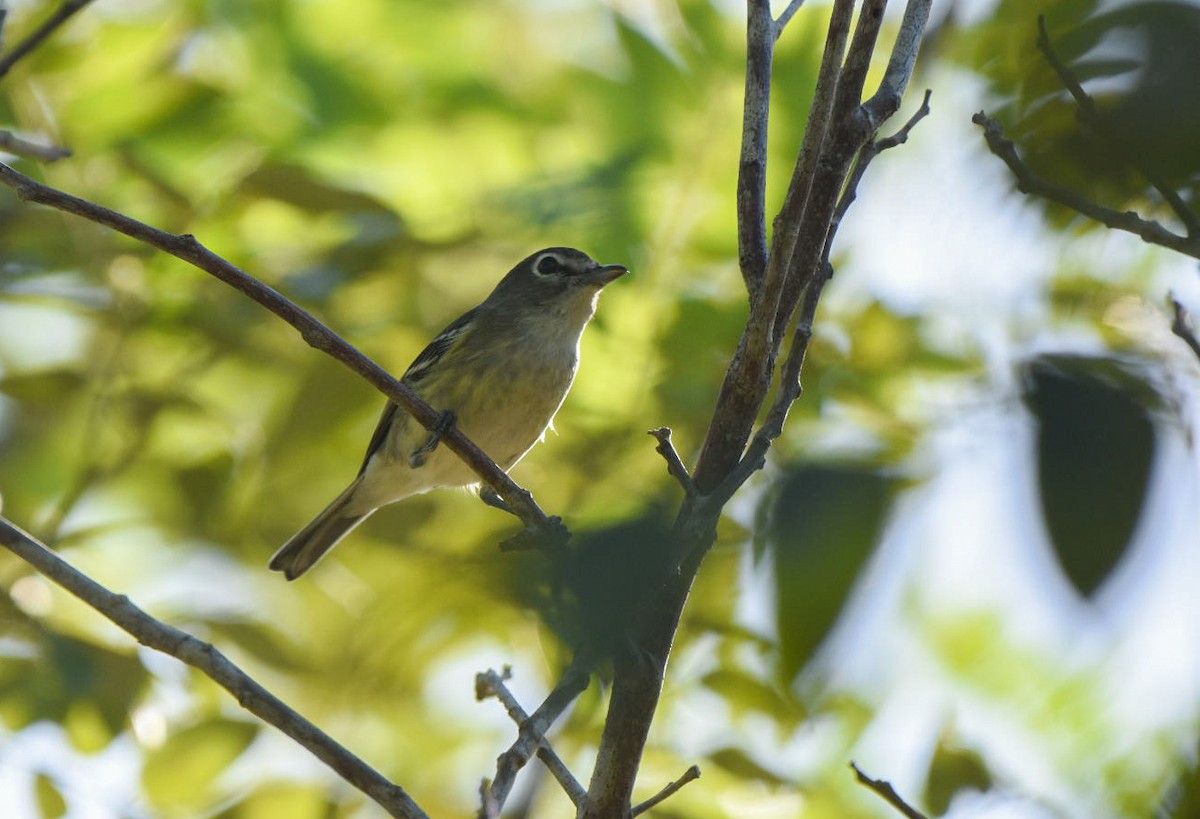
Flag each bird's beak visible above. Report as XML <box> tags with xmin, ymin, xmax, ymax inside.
<box><xmin>582</xmin><ymin>263</ymin><xmax>628</xmax><ymax>287</ymax></box>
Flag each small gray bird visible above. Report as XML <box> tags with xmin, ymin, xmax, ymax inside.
<box><xmin>269</xmin><ymin>247</ymin><xmax>627</xmax><ymax>579</ymax></box>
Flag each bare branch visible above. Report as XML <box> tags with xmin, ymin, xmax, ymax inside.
<box><xmin>648</xmin><ymin>427</ymin><xmax>697</xmax><ymax>497</ymax></box>
<box><xmin>631</xmin><ymin>764</ymin><xmax>701</xmax><ymax>816</ymax></box>
<box><xmin>0</xmin><ymin>160</ymin><xmax>568</xmax><ymax>545</ymax></box>
<box><xmin>830</xmin><ymin>89</ymin><xmax>932</xmax><ymax>254</ymax></box>
<box><xmin>774</xmin><ymin>0</ymin><xmax>807</xmax><ymax>36</ymax></box>
<box><xmin>0</xmin><ymin>516</ymin><xmax>429</xmax><ymax>819</ymax></box>
<box><xmin>476</xmin><ymin>661</ymin><xmax>591</xmax><ymax>814</ymax></box>
<box><xmin>972</xmin><ymin>113</ymin><xmax>1200</xmax><ymax>259</ymax></box>
<box><xmin>583</xmin><ymin>3</ymin><xmax>933</xmax><ymax>814</ymax></box>
<box><xmin>850</xmin><ymin>762</ymin><xmax>928</xmax><ymax>819</ymax></box>
<box><xmin>691</xmin><ymin>0</ymin><xmax>854</xmax><ymax>494</ymax></box>
<box><xmin>716</xmin><ymin>264</ymin><xmax>826</xmax><ymax>504</ymax></box>
<box><xmin>0</xmin><ymin>0</ymin><xmax>98</xmax><ymax>80</ymax></box>
<box><xmin>0</xmin><ymin>129</ymin><xmax>71</xmax><ymax>162</ymax></box>
<box><xmin>1035</xmin><ymin>16</ymin><xmax>1199</xmax><ymax>237</ymax></box>
<box><xmin>737</xmin><ymin>0</ymin><xmax>774</xmax><ymax>294</ymax></box>
<box><xmin>865</xmin><ymin>0</ymin><xmax>933</xmax><ymax>121</ymax></box>
<box><xmin>1170</xmin><ymin>295</ymin><xmax>1200</xmax><ymax>362</ymax></box>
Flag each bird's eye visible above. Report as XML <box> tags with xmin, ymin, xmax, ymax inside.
<box><xmin>535</xmin><ymin>254</ymin><xmax>565</xmax><ymax>277</ymax></box>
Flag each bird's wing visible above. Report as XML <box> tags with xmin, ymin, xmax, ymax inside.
<box><xmin>357</xmin><ymin>307</ymin><xmax>479</xmax><ymax>474</ymax></box>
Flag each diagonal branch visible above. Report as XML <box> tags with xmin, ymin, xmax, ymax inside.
<box><xmin>0</xmin><ymin>516</ymin><xmax>428</xmax><ymax>819</ymax></box>
<box><xmin>1035</xmin><ymin>16</ymin><xmax>1199</xmax><ymax>238</ymax></box>
<box><xmin>851</xmin><ymin>762</ymin><xmax>928</xmax><ymax>819</ymax></box>
<box><xmin>775</xmin><ymin>0</ymin><xmax>807</xmax><ymax>36</ymax></box>
<box><xmin>631</xmin><ymin>764</ymin><xmax>701</xmax><ymax>816</ymax></box>
<box><xmin>0</xmin><ymin>160</ymin><xmax>566</xmax><ymax>544</ymax></box>
<box><xmin>0</xmin><ymin>0</ymin><xmax>98</xmax><ymax>80</ymax></box>
<box><xmin>476</xmin><ymin>660</ymin><xmax>592</xmax><ymax>814</ymax></box>
<box><xmin>0</xmin><ymin>129</ymin><xmax>71</xmax><ymax>162</ymax></box>
<box><xmin>972</xmin><ymin>112</ymin><xmax>1200</xmax><ymax>259</ymax></box>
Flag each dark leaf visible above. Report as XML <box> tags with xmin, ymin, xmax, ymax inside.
<box><xmin>924</xmin><ymin>739</ymin><xmax>993</xmax><ymax>815</ymax></box>
<box><xmin>1023</xmin><ymin>355</ymin><xmax>1157</xmax><ymax>598</ymax></box>
<box><xmin>762</xmin><ymin>463</ymin><xmax>892</xmax><ymax>682</ymax></box>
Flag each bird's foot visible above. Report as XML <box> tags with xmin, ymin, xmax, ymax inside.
<box><xmin>409</xmin><ymin>410</ymin><xmax>457</xmax><ymax>468</ymax></box>
<box><xmin>480</xmin><ymin>487</ymin><xmax>513</xmax><ymax>514</ymax></box>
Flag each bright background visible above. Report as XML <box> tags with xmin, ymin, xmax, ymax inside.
<box><xmin>2</xmin><ymin>0</ymin><xmax>1199</xmax><ymax>817</ymax></box>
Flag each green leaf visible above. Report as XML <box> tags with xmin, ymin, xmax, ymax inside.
<box><xmin>143</xmin><ymin>719</ymin><xmax>258</xmax><ymax>810</ymax></box>
<box><xmin>1023</xmin><ymin>355</ymin><xmax>1157</xmax><ymax>597</ymax></box>
<box><xmin>708</xmin><ymin>747</ymin><xmax>787</xmax><ymax>786</ymax></box>
<box><xmin>701</xmin><ymin>669</ymin><xmax>804</xmax><ymax>728</ymax></box>
<box><xmin>924</xmin><ymin>740</ymin><xmax>993</xmax><ymax>815</ymax></box>
<box><xmin>761</xmin><ymin>463</ymin><xmax>892</xmax><ymax>682</ymax></box>
<box><xmin>0</xmin><ymin>370</ymin><xmax>85</xmax><ymax>404</ymax></box>
<box><xmin>34</xmin><ymin>772</ymin><xmax>68</xmax><ymax>819</ymax></box>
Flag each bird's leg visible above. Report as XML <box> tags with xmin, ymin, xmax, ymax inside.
<box><xmin>480</xmin><ymin>487</ymin><xmax>514</xmax><ymax>514</ymax></box>
<box><xmin>409</xmin><ymin>410</ymin><xmax>457</xmax><ymax>468</ymax></box>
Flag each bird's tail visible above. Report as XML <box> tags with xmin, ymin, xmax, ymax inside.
<box><xmin>269</xmin><ymin>478</ymin><xmax>370</xmax><ymax>580</ymax></box>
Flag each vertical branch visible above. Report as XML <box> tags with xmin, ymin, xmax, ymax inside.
<box><xmin>737</xmin><ymin>0</ymin><xmax>775</xmax><ymax>296</ymax></box>
<box><xmin>691</xmin><ymin>0</ymin><xmax>856</xmax><ymax>494</ymax></box>
<box><xmin>581</xmin><ymin>1</ymin><xmax>933</xmax><ymax>815</ymax></box>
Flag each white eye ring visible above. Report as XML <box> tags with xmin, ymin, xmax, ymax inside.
<box><xmin>534</xmin><ymin>253</ymin><xmax>566</xmax><ymax>277</ymax></box>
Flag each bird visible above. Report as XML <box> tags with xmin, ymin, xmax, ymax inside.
<box><xmin>269</xmin><ymin>247</ymin><xmax>627</xmax><ymax>580</ymax></box>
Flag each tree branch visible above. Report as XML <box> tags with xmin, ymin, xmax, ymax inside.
<box><xmin>1170</xmin><ymin>295</ymin><xmax>1200</xmax><ymax>362</ymax></box>
<box><xmin>0</xmin><ymin>129</ymin><xmax>71</xmax><ymax>162</ymax></box>
<box><xmin>971</xmin><ymin>113</ymin><xmax>1200</xmax><ymax>259</ymax></box>
<box><xmin>631</xmin><ymin>764</ymin><xmax>700</xmax><ymax>816</ymax></box>
<box><xmin>648</xmin><ymin>427</ymin><xmax>697</xmax><ymax>497</ymax></box>
<box><xmin>829</xmin><ymin>89</ymin><xmax>932</xmax><ymax>256</ymax></box>
<box><xmin>1034</xmin><ymin>16</ymin><xmax>1199</xmax><ymax>238</ymax></box>
<box><xmin>581</xmin><ymin>2</ymin><xmax>933</xmax><ymax>814</ymax></box>
<box><xmin>775</xmin><ymin>0</ymin><xmax>807</xmax><ymax>36</ymax></box>
<box><xmin>0</xmin><ymin>160</ymin><xmax>567</xmax><ymax>545</ymax></box>
<box><xmin>476</xmin><ymin>661</ymin><xmax>591</xmax><ymax>814</ymax></box>
<box><xmin>0</xmin><ymin>516</ymin><xmax>429</xmax><ymax>819</ymax></box>
<box><xmin>691</xmin><ymin>0</ymin><xmax>854</xmax><ymax>495</ymax></box>
<box><xmin>737</xmin><ymin>0</ymin><xmax>775</xmax><ymax>294</ymax></box>
<box><xmin>850</xmin><ymin>762</ymin><xmax>928</xmax><ymax>819</ymax></box>
<box><xmin>0</xmin><ymin>0</ymin><xmax>98</xmax><ymax>80</ymax></box>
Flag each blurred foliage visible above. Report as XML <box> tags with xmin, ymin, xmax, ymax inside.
<box><xmin>756</xmin><ymin>462</ymin><xmax>894</xmax><ymax>684</ymax></box>
<box><xmin>1021</xmin><ymin>354</ymin><xmax>1158</xmax><ymax>598</ymax></box>
<box><xmin>950</xmin><ymin>0</ymin><xmax>1200</xmax><ymax>224</ymax></box>
<box><xmin>0</xmin><ymin>0</ymin><xmax>1198</xmax><ymax>818</ymax></box>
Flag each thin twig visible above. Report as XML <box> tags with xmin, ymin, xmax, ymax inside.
<box><xmin>476</xmin><ymin>662</ymin><xmax>591</xmax><ymax>813</ymax></box>
<box><xmin>0</xmin><ymin>130</ymin><xmax>71</xmax><ymax>162</ymax></box>
<box><xmin>774</xmin><ymin>0</ymin><xmax>807</xmax><ymax>36</ymax></box>
<box><xmin>829</xmin><ymin>89</ymin><xmax>932</xmax><ymax>256</ymax></box>
<box><xmin>850</xmin><ymin>762</ymin><xmax>928</xmax><ymax>819</ymax></box>
<box><xmin>631</xmin><ymin>764</ymin><xmax>701</xmax><ymax>816</ymax></box>
<box><xmin>0</xmin><ymin>160</ymin><xmax>568</xmax><ymax>546</ymax></box>
<box><xmin>1035</xmin><ymin>16</ymin><xmax>1199</xmax><ymax>238</ymax></box>
<box><xmin>0</xmin><ymin>0</ymin><xmax>98</xmax><ymax>80</ymax></box>
<box><xmin>865</xmin><ymin>0</ymin><xmax>932</xmax><ymax>120</ymax></box>
<box><xmin>1170</xmin><ymin>295</ymin><xmax>1200</xmax><ymax>362</ymax></box>
<box><xmin>648</xmin><ymin>427</ymin><xmax>697</xmax><ymax>497</ymax></box>
<box><xmin>0</xmin><ymin>516</ymin><xmax>428</xmax><ymax>819</ymax></box>
<box><xmin>972</xmin><ymin>113</ymin><xmax>1200</xmax><ymax>259</ymax></box>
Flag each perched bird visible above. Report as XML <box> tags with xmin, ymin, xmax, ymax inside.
<box><xmin>269</xmin><ymin>247</ymin><xmax>627</xmax><ymax>580</ymax></box>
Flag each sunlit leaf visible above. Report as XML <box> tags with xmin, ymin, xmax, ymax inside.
<box><xmin>142</xmin><ymin>719</ymin><xmax>258</xmax><ymax>809</ymax></box>
<box><xmin>34</xmin><ymin>772</ymin><xmax>67</xmax><ymax>819</ymax></box>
